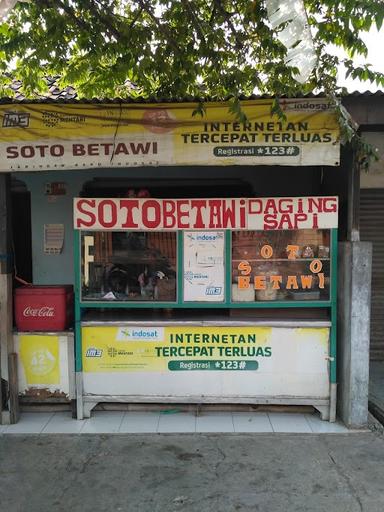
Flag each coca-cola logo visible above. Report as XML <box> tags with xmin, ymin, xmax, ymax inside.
<box><xmin>23</xmin><ymin>306</ymin><xmax>55</xmax><ymax>317</ymax></box>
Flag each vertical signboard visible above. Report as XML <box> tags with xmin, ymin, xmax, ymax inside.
<box><xmin>183</xmin><ymin>231</ymin><xmax>225</xmax><ymax>302</ymax></box>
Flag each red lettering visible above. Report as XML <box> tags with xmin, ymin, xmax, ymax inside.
<box><xmin>100</xmin><ymin>143</ymin><xmax>114</xmax><ymax>155</ymax></box>
<box><xmin>177</xmin><ymin>200</ymin><xmax>190</xmax><ymax>228</ymax></box>
<box><xmin>35</xmin><ymin>145</ymin><xmax>49</xmax><ymax>157</ymax></box>
<box><xmin>278</xmin><ymin>213</ymin><xmax>294</xmax><ymax>229</ymax></box>
<box><xmin>130</xmin><ymin>142</ymin><xmax>151</xmax><ymax>155</ymax></box>
<box><xmin>98</xmin><ymin>200</ymin><xmax>117</xmax><ymax>228</ymax></box>
<box><xmin>248</xmin><ymin>199</ymin><xmax>262</xmax><ymax>214</ymax></box>
<box><xmin>191</xmin><ymin>200</ymin><xmax>206</xmax><ymax>228</ymax></box>
<box><xmin>263</xmin><ymin>214</ymin><xmax>279</xmax><ymax>230</ymax></box>
<box><xmin>293</xmin><ymin>213</ymin><xmax>308</xmax><ymax>228</ymax></box>
<box><xmin>115</xmin><ymin>142</ymin><xmax>129</xmax><ymax>155</ymax></box>
<box><xmin>222</xmin><ymin>200</ymin><xmax>237</xmax><ymax>228</ymax></box>
<box><xmin>278</xmin><ymin>199</ymin><xmax>293</xmax><ymax>213</ymax></box>
<box><xmin>120</xmin><ymin>199</ymin><xmax>139</xmax><ymax>228</ymax></box>
<box><xmin>51</xmin><ymin>144</ymin><xmax>64</xmax><ymax>157</ymax></box>
<box><xmin>76</xmin><ymin>199</ymin><xmax>96</xmax><ymax>228</ymax></box>
<box><xmin>264</xmin><ymin>198</ymin><xmax>278</xmax><ymax>214</ymax></box>
<box><xmin>6</xmin><ymin>146</ymin><xmax>18</xmax><ymax>159</ymax></box>
<box><xmin>142</xmin><ymin>200</ymin><xmax>161</xmax><ymax>228</ymax></box>
<box><xmin>323</xmin><ymin>198</ymin><xmax>337</xmax><ymax>212</ymax></box>
<box><xmin>297</xmin><ymin>198</ymin><xmax>304</xmax><ymax>213</ymax></box>
<box><xmin>208</xmin><ymin>200</ymin><xmax>222</xmax><ymax>228</ymax></box>
<box><xmin>239</xmin><ymin>199</ymin><xmax>246</xmax><ymax>228</ymax></box>
<box><xmin>73</xmin><ymin>144</ymin><xmax>86</xmax><ymax>156</ymax></box>
<box><xmin>163</xmin><ymin>200</ymin><xmax>177</xmax><ymax>228</ymax></box>
<box><xmin>88</xmin><ymin>144</ymin><xmax>99</xmax><ymax>156</ymax></box>
<box><xmin>21</xmin><ymin>146</ymin><xmax>34</xmax><ymax>158</ymax></box>
<box><xmin>308</xmin><ymin>197</ymin><xmax>322</xmax><ymax>213</ymax></box>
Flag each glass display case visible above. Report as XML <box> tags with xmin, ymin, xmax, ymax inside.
<box><xmin>231</xmin><ymin>229</ymin><xmax>331</xmax><ymax>303</ymax></box>
<box><xmin>80</xmin><ymin>231</ymin><xmax>177</xmax><ymax>302</ymax></box>
<box><xmin>76</xmin><ymin>227</ymin><xmax>336</xmax><ymax>308</ymax></box>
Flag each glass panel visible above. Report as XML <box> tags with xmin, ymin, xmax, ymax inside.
<box><xmin>81</xmin><ymin>231</ymin><xmax>177</xmax><ymax>302</ymax></box>
<box><xmin>231</xmin><ymin>229</ymin><xmax>331</xmax><ymax>302</ymax></box>
<box><xmin>183</xmin><ymin>231</ymin><xmax>225</xmax><ymax>302</ymax></box>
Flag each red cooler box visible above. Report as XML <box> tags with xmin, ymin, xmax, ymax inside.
<box><xmin>15</xmin><ymin>285</ymin><xmax>74</xmax><ymax>331</ymax></box>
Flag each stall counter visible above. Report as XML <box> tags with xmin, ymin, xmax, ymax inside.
<box><xmin>77</xmin><ymin>317</ymin><xmax>333</xmax><ymax>420</ymax></box>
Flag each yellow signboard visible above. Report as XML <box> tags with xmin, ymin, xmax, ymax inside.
<box><xmin>0</xmin><ymin>99</ymin><xmax>340</xmax><ymax>171</ymax></box>
<box><xmin>83</xmin><ymin>325</ymin><xmax>294</xmax><ymax>373</ymax></box>
<box><xmin>19</xmin><ymin>335</ymin><xmax>60</xmax><ymax>385</ymax></box>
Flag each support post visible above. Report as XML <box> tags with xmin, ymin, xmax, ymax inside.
<box><xmin>337</xmin><ymin>241</ymin><xmax>372</xmax><ymax>428</ymax></box>
<box><xmin>347</xmin><ymin>150</ymin><xmax>361</xmax><ymax>242</ymax></box>
<box><xmin>0</xmin><ymin>174</ymin><xmax>19</xmax><ymax>424</ymax></box>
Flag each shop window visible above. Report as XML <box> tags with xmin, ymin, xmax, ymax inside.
<box><xmin>231</xmin><ymin>229</ymin><xmax>330</xmax><ymax>302</ymax></box>
<box><xmin>80</xmin><ymin>231</ymin><xmax>177</xmax><ymax>302</ymax></box>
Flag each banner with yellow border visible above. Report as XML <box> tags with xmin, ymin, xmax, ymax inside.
<box><xmin>82</xmin><ymin>325</ymin><xmax>329</xmax><ymax>374</ymax></box>
<box><xmin>0</xmin><ymin>99</ymin><xmax>340</xmax><ymax>171</ymax></box>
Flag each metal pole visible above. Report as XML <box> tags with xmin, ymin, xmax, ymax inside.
<box><xmin>0</xmin><ymin>173</ymin><xmax>19</xmax><ymax>424</ymax></box>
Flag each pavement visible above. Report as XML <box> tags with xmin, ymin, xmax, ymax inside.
<box><xmin>1</xmin><ymin>425</ymin><xmax>384</xmax><ymax>512</ymax></box>
<box><xmin>0</xmin><ymin>410</ymin><xmax>350</xmax><ymax>434</ymax></box>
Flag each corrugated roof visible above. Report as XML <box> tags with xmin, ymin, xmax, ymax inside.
<box><xmin>1</xmin><ymin>74</ymin><xmax>383</xmax><ymax>103</ymax></box>
<box><xmin>344</xmin><ymin>91</ymin><xmax>384</xmax><ymax>97</ymax></box>
<box><xmin>1</xmin><ymin>73</ymin><xmax>383</xmax><ymax>105</ymax></box>
<box><xmin>1</xmin><ymin>92</ymin><xmax>383</xmax><ymax>104</ymax></box>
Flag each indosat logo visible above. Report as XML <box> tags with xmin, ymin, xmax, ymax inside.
<box><xmin>196</xmin><ymin>234</ymin><xmax>221</xmax><ymax>241</ymax></box>
<box><xmin>188</xmin><ymin>232</ymin><xmax>224</xmax><ymax>242</ymax></box>
<box><xmin>116</xmin><ymin>327</ymin><xmax>165</xmax><ymax>342</ymax></box>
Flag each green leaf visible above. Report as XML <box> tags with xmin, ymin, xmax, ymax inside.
<box><xmin>0</xmin><ymin>0</ymin><xmax>382</xmax><ymax>100</ymax></box>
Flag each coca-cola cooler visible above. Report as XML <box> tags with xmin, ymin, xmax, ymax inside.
<box><xmin>14</xmin><ymin>285</ymin><xmax>74</xmax><ymax>331</ymax></box>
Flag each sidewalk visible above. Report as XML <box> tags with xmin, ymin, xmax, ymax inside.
<box><xmin>0</xmin><ymin>410</ymin><xmax>350</xmax><ymax>434</ymax></box>
<box><xmin>1</xmin><ymin>426</ymin><xmax>383</xmax><ymax>512</ymax></box>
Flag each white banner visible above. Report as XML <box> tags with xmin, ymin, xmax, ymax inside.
<box><xmin>74</xmin><ymin>196</ymin><xmax>339</xmax><ymax>231</ymax></box>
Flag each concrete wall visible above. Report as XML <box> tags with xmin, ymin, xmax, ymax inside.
<box><xmin>18</xmin><ymin>171</ymin><xmax>86</xmax><ymax>284</ymax></box>
<box><xmin>338</xmin><ymin>241</ymin><xmax>372</xmax><ymax>427</ymax></box>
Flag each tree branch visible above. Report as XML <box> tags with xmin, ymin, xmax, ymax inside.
<box><xmin>214</xmin><ymin>0</ymin><xmax>243</xmax><ymax>51</ymax></box>
<box><xmin>181</xmin><ymin>0</ymin><xmax>207</xmax><ymax>47</ymax></box>
<box><xmin>88</xmin><ymin>0</ymin><xmax>121</xmax><ymax>40</ymax></box>
<box><xmin>137</xmin><ymin>0</ymin><xmax>182</xmax><ymax>54</ymax></box>
<box><xmin>39</xmin><ymin>0</ymin><xmax>91</xmax><ymax>33</ymax></box>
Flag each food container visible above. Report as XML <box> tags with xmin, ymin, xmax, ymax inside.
<box><xmin>255</xmin><ymin>270</ymin><xmax>278</xmax><ymax>301</ymax></box>
<box><xmin>318</xmin><ymin>245</ymin><xmax>330</xmax><ymax>258</ymax></box>
<box><xmin>14</xmin><ymin>285</ymin><xmax>74</xmax><ymax>331</ymax></box>
<box><xmin>232</xmin><ymin>284</ymin><xmax>255</xmax><ymax>302</ymax></box>
<box><xmin>302</xmin><ymin>245</ymin><xmax>315</xmax><ymax>258</ymax></box>
<box><xmin>156</xmin><ymin>278</ymin><xmax>176</xmax><ymax>301</ymax></box>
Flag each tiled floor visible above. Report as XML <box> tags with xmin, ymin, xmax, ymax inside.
<box><xmin>0</xmin><ymin>410</ymin><xmax>351</xmax><ymax>434</ymax></box>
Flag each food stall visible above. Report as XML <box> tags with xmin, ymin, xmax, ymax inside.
<box><xmin>74</xmin><ymin>195</ymin><xmax>338</xmax><ymax>420</ymax></box>
<box><xmin>0</xmin><ymin>98</ymin><xmax>341</xmax><ymax>421</ymax></box>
